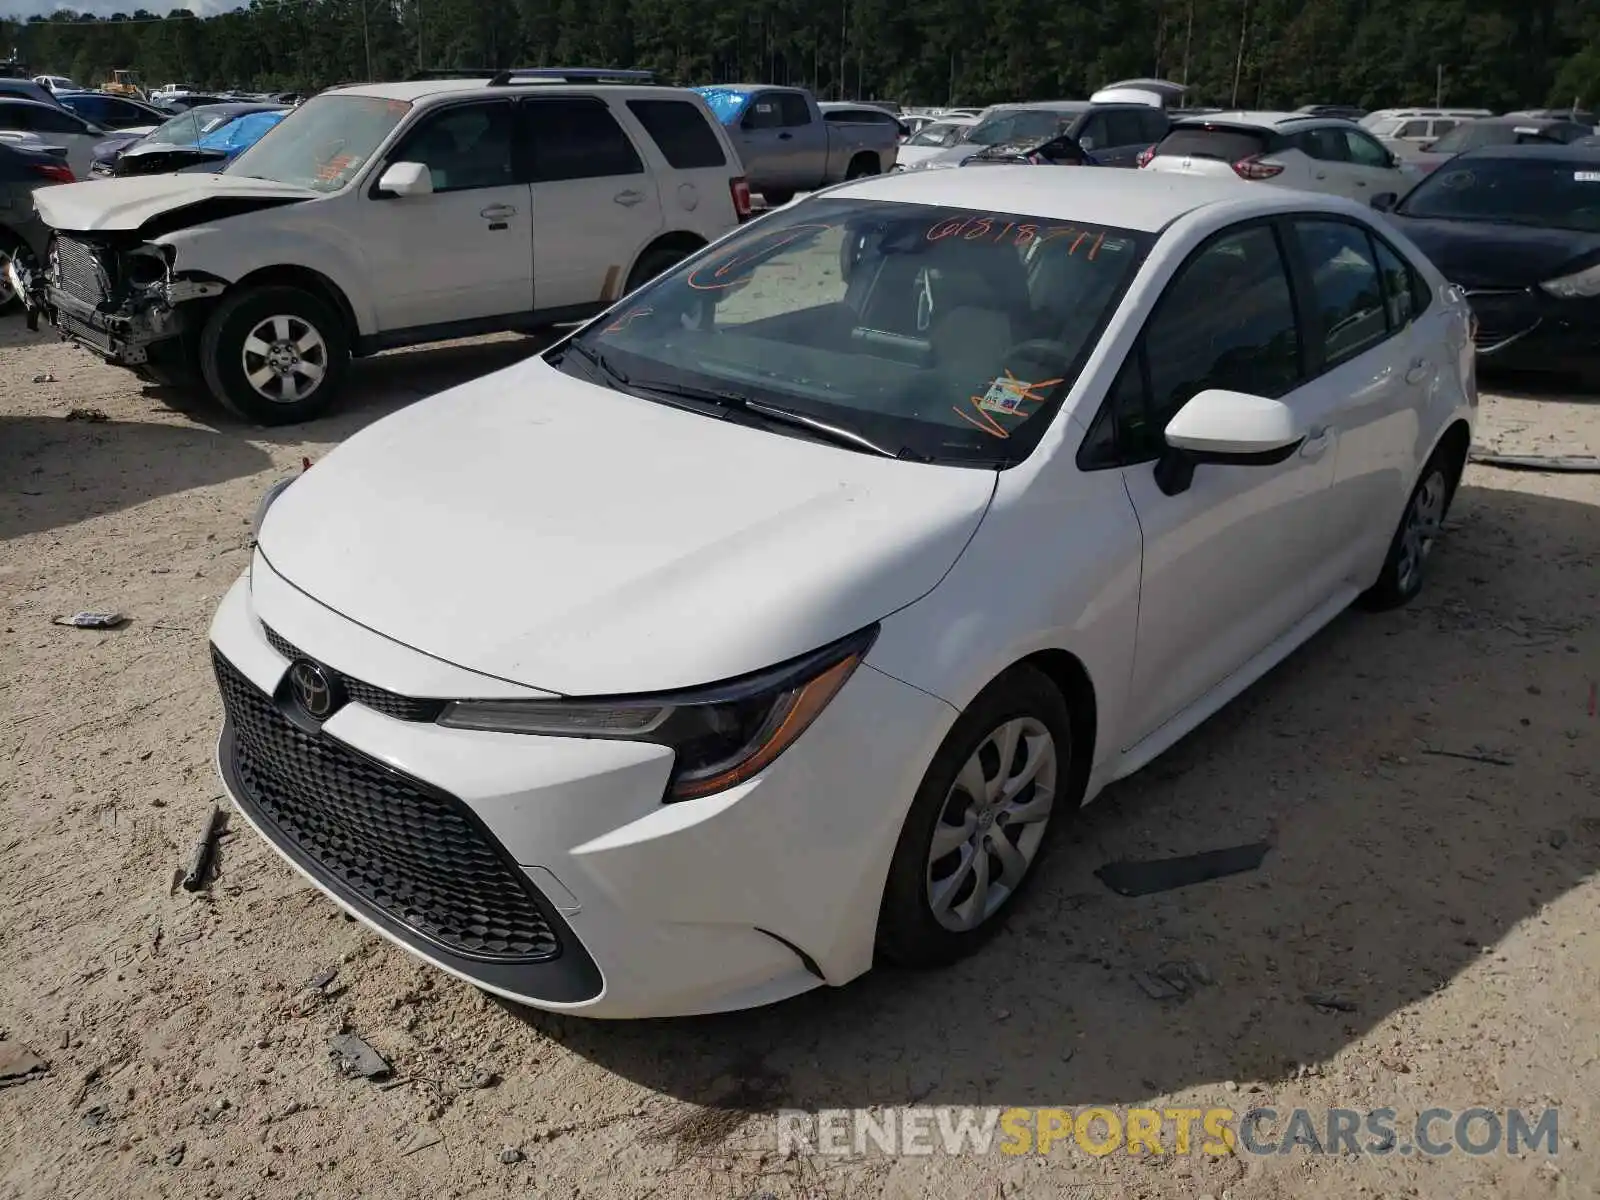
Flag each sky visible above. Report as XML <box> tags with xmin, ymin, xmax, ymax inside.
<box><xmin>4</xmin><ymin>0</ymin><xmax>238</xmax><ymax>19</ymax></box>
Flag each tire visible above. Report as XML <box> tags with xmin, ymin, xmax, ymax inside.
<box><xmin>625</xmin><ymin>243</ymin><xmax>697</xmax><ymax>294</ymax></box>
<box><xmin>877</xmin><ymin>664</ymin><xmax>1074</xmax><ymax>969</ymax></box>
<box><xmin>0</xmin><ymin>228</ymin><xmax>38</xmax><ymax>314</ymax></box>
<box><xmin>1357</xmin><ymin>442</ymin><xmax>1461</xmax><ymax>611</ymax></box>
<box><xmin>199</xmin><ymin>285</ymin><xmax>348</xmax><ymax>425</ymax></box>
<box><xmin>133</xmin><ymin>338</ymin><xmax>199</xmax><ymax>388</ymax></box>
<box><xmin>759</xmin><ymin>188</ymin><xmax>794</xmax><ymax>208</ymax></box>
<box><xmin>845</xmin><ymin>153</ymin><xmax>880</xmax><ymax>180</ymax></box>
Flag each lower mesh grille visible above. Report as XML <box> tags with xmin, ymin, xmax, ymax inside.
<box><xmin>214</xmin><ymin>648</ymin><xmax>560</xmax><ymax>962</ymax></box>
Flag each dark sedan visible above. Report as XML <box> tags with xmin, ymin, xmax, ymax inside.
<box><xmin>0</xmin><ymin>141</ymin><xmax>72</xmax><ymax>311</ymax></box>
<box><xmin>1376</xmin><ymin>144</ymin><xmax>1600</xmax><ymax>383</ymax></box>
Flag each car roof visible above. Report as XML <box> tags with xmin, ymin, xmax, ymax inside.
<box><xmin>329</xmin><ymin>78</ymin><xmax>676</xmax><ymax>103</ymax></box>
<box><xmin>0</xmin><ymin>95</ymin><xmax>66</xmax><ymax>109</ymax></box>
<box><xmin>987</xmin><ymin>101</ymin><xmax>1091</xmax><ymax>114</ymax></box>
<box><xmin>1172</xmin><ymin>110</ymin><xmax>1345</xmax><ymax>130</ymax></box>
<box><xmin>822</xmin><ymin>164</ymin><xmax>1351</xmax><ymax>232</ymax></box>
<box><xmin>1454</xmin><ymin>142</ymin><xmax>1600</xmax><ymax>161</ymax></box>
<box><xmin>1467</xmin><ymin>115</ymin><xmax>1583</xmax><ymax>128</ymax></box>
<box><xmin>179</xmin><ymin>102</ymin><xmax>288</xmax><ymax>118</ymax></box>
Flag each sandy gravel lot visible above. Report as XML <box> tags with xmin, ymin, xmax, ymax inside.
<box><xmin>1</xmin><ymin>320</ymin><xmax>1596</xmax><ymax>1200</ymax></box>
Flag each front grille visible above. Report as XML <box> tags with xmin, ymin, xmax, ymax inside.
<box><xmin>1465</xmin><ymin>289</ymin><xmax>1538</xmax><ymax>353</ymax></box>
<box><xmin>214</xmin><ymin>649</ymin><xmax>561</xmax><ymax>961</ymax></box>
<box><xmin>263</xmin><ymin>624</ymin><xmax>446</xmax><ymax>722</ymax></box>
<box><xmin>53</xmin><ymin>237</ymin><xmax>108</xmax><ymax>306</ymax></box>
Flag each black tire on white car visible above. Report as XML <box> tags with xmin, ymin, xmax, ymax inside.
<box><xmin>199</xmin><ymin>285</ymin><xmax>349</xmax><ymax>425</ymax></box>
<box><xmin>876</xmin><ymin>664</ymin><xmax>1073</xmax><ymax>969</ymax></box>
<box><xmin>624</xmin><ymin>243</ymin><xmax>697</xmax><ymax>295</ymax></box>
<box><xmin>1357</xmin><ymin>440</ymin><xmax>1464</xmax><ymax>611</ymax></box>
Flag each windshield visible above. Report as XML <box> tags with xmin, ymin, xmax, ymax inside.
<box><xmin>147</xmin><ymin>107</ymin><xmax>232</xmax><ymax>147</ymax></box>
<box><xmin>551</xmin><ymin>198</ymin><xmax>1150</xmax><ymax>466</ymax></box>
<box><xmin>908</xmin><ymin>122</ymin><xmax>958</xmax><ymax>147</ymax></box>
<box><xmin>692</xmin><ymin>87</ymin><xmax>750</xmax><ymax>126</ymax></box>
<box><xmin>225</xmin><ymin>93</ymin><xmax>410</xmax><ymax>191</ymax></box>
<box><xmin>966</xmin><ymin>109</ymin><xmax>1076</xmax><ymax>147</ymax></box>
<box><xmin>1399</xmin><ymin>158</ymin><xmax>1600</xmax><ymax>232</ymax></box>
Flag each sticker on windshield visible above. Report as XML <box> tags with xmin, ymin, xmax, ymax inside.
<box><xmin>604</xmin><ymin>306</ymin><xmax>653</xmax><ymax>333</ymax></box>
<box><xmin>1575</xmin><ymin>171</ymin><xmax>1600</xmax><ymax>183</ymax></box>
<box><xmin>955</xmin><ymin>370</ymin><xmax>1064</xmax><ymax>438</ymax></box>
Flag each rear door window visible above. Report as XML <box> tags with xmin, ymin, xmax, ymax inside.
<box><xmin>626</xmin><ymin>99</ymin><xmax>725</xmax><ymax>169</ymax></box>
<box><xmin>1290</xmin><ymin>219</ymin><xmax>1390</xmax><ymax>366</ymax></box>
<box><xmin>1294</xmin><ymin>127</ymin><xmax>1351</xmax><ymax>162</ymax></box>
<box><xmin>1155</xmin><ymin>125</ymin><xmax>1273</xmax><ymax>162</ymax></box>
<box><xmin>526</xmin><ymin>97</ymin><xmax>644</xmax><ymax>181</ymax></box>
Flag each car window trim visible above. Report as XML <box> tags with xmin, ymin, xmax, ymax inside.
<box><xmin>366</xmin><ymin>96</ymin><xmax>521</xmax><ymax>197</ymax></box>
<box><xmin>1076</xmin><ymin>216</ymin><xmax>1308</xmax><ymax>471</ymax></box>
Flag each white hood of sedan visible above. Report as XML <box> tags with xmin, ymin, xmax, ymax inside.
<box><xmin>257</xmin><ymin>356</ymin><xmax>997</xmax><ymax>696</ymax></box>
<box><xmin>32</xmin><ymin>172</ymin><xmax>314</xmax><ymax>232</ymax></box>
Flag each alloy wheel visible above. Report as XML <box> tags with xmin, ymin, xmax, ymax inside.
<box><xmin>1396</xmin><ymin>467</ymin><xmax>1447</xmax><ymax>595</ymax></box>
<box><xmin>925</xmin><ymin>717</ymin><xmax>1059</xmax><ymax>932</ymax></box>
<box><xmin>241</xmin><ymin>313</ymin><xmax>329</xmax><ymax>404</ymax></box>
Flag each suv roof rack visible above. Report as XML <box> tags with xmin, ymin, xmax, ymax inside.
<box><xmin>485</xmin><ymin>67</ymin><xmax>658</xmax><ymax>86</ymax></box>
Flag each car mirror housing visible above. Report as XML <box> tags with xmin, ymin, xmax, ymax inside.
<box><xmin>377</xmin><ymin>161</ymin><xmax>433</xmax><ymax>197</ymax></box>
<box><xmin>1155</xmin><ymin>388</ymin><xmax>1306</xmax><ymax>495</ymax></box>
<box><xmin>1370</xmin><ymin>191</ymin><xmax>1398</xmax><ymax>212</ymax></box>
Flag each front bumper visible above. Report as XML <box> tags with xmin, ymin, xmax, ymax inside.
<box><xmin>1466</xmin><ymin>287</ymin><xmax>1600</xmax><ymax>376</ymax></box>
<box><xmin>208</xmin><ymin>564</ymin><xmax>957</xmax><ymax>1018</ymax></box>
<box><xmin>42</xmin><ymin>282</ymin><xmax>182</xmax><ymax>366</ymax></box>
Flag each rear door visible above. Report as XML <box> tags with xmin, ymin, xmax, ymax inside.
<box><xmin>623</xmin><ymin>96</ymin><xmax>739</xmax><ymax>243</ymax></box>
<box><xmin>362</xmin><ymin>98</ymin><xmax>530</xmax><ymax>331</ymax></box>
<box><xmin>0</xmin><ymin>101</ymin><xmax>101</xmax><ymax>178</ymax></box>
<box><xmin>1287</xmin><ymin>125</ymin><xmax>1363</xmax><ymax>198</ymax></box>
<box><xmin>524</xmin><ymin>95</ymin><xmax>664</xmax><ymax>312</ymax></box>
<box><xmin>1341</xmin><ymin>126</ymin><xmax>1411</xmax><ymax>197</ymax></box>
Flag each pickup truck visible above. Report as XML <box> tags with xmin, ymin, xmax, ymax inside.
<box><xmin>691</xmin><ymin>85</ymin><xmax>898</xmax><ymax>206</ymax></box>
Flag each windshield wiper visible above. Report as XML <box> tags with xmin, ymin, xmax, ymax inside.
<box><xmin>624</xmin><ymin>376</ymin><xmax>912</xmax><ymax>460</ymax></box>
<box><xmin>564</xmin><ymin>338</ymin><xmax>633</xmax><ymax>391</ymax></box>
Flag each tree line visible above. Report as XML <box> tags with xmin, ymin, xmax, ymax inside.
<box><xmin>4</xmin><ymin>0</ymin><xmax>1597</xmax><ymax>113</ymax></box>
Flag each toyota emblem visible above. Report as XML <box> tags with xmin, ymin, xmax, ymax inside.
<box><xmin>289</xmin><ymin>659</ymin><xmax>339</xmax><ymax>719</ymax></box>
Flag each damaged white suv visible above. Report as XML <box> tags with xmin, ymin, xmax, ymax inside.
<box><xmin>11</xmin><ymin>75</ymin><xmax>750</xmax><ymax>424</ymax></box>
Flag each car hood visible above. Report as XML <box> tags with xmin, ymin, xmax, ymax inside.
<box><xmin>32</xmin><ymin>171</ymin><xmax>314</xmax><ymax>232</ymax></box>
<box><xmin>1387</xmin><ymin>215</ymin><xmax>1600</xmax><ymax>289</ymax></box>
<box><xmin>257</xmin><ymin>356</ymin><xmax>998</xmax><ymax>696</ymax></box>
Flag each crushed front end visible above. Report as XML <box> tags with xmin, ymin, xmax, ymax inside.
<box><xmin>12</xmin><ymin>232</ymin><xmax>222</xmax><ymax>367</ymax></box>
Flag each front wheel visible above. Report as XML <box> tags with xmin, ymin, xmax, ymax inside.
<box><xmin>199</xmin><ymin>285</ymin><xmax>348</xmax><ymax>425</ymax></box>
<box><xmin>877</xmin><ymin>665</ymin><xmax>1073</xmax><ymax>969</ymax></box>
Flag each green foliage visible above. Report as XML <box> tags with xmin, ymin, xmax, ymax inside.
<box><xmin>1</xmin><ymin>0</ymin><xmax>1592</xmax><ymax>109</ymax></box>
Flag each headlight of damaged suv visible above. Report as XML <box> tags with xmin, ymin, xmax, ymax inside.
<box><xmin>438</xmin><ymin>625</ymin><xmax>878</xmax><ymax>801</ymax></box>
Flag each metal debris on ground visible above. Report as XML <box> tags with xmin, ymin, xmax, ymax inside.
<box><xmin>181</xmin><ymin>805</ymin><xmax>228</xmax><ymax>892</ymax></box>
<box><xmin>64</xmin><ymin>407</ymin><xmax>108</xmax><ymax>422</ymax></box>
<box><xmin>31</xmin><ymin>373</ymin><xmax>56</xmax><ymax>383</ymax></box>
<box><xmin>498</xmin><ymin>1145</ymin><xmax>524</xmax><ymax>1164</ymax></box>
<box><xmin>1305</xmin><ymin>992</ymin><xmax>1358</xmax><ymax>1013</ymax></box>
<box><xmin>0</xmin><ymin>1042</ymin><xmax>49</xmax><ymax>1088</ymax></box>
<box><xmin>52</xmin><ymin>612</ymin><xmax>128</xmax><ymax>630</ymax></box>
<box><xmin>1096</xmin><ymin>842</ymin><xmax>1271</xmax><ymax>897</ymax></box>
<box><xmin>1131</xmin><ymin>959</ymin><xmax>1213</xmax><ymax>1001</ymax></box>
<box><xmin>328</xmin><ymin>1033</ymin><xmax>391</xmax><ymax>1080</ymax></box>
<box><xmin>305</xmin><ymin>966</ymin><xmax>338</xmax><ymax>991</ymax></box>
<box><xmin>1421</xmin><ymin>747</ymin><xmax>1515</xmax><ymax>767</ymax></box>
<box><xmin>1468</xmin><ymin>450</ymin><xmax>1600</xmax><ymax>474</ymax></box>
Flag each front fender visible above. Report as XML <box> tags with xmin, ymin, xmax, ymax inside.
<box><xmin>157</xmin><ymin>225</ymin><xmax>376</xmax><ymax>335</ymax></box>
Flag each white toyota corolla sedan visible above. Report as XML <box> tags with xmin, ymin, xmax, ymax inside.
<box><xmin>211</xmin><ymin>167</ymin><xmax>1475</xmax><ymax>1019</ymax></box>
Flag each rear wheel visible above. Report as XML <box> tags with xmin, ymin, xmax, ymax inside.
<box><xmin>200</xmin><ymin>285</ymin><xmax>348</xmax><ymax>425</ymax></box>
<box><xmin>1357</xmin><ymin>443</ymin><xmax>1461</xmax><ymax>610</ymax></box>
<box><xmin>845</xmin><ymin>153</ymin><xmax>880</xmax><ymax>180</ymax></box>
<box><xmin>759</xmin><ymin>188</ymin><xmax>794</xmax><ymax>208</ymax></box>
<box><xmin>625</xmin><ymin>242</ymin><xmax>699</xmax><ymax>294</ymax></box>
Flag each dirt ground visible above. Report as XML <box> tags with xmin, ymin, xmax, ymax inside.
<box><xmin>1</xmin><ymin>319</ymin><xmax>1596</xmax><ymax>1200</ymax></box>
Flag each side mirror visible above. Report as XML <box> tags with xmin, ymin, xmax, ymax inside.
<box><xmin>1154</xmin><ymin>388</ymin><xmax>1305</xmax><ymax>496</ymax></box>
<box><xmin>1370</xmin><ymin>191</ymin><xmax>1398</xmax><ymax>212</ymax></box>
<box><xmin>376</xmin><ymin>161</ymin><xmax>433</xmax><ymax>197</ymax></box>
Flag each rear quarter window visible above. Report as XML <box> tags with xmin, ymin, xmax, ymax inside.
<box><xmin>626</xmin><ymin>99</ymin><xmax>726</xmax><ymax>169</ymax></box>
<box><xmin>1156</xmin><ymin>125</ymin><xmax>1273</xmax><ymax>161</ymax></box>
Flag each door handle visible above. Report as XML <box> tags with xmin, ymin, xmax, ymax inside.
<box><xmin>778</xmin><ymin>131</ymin><xmax>793</xmax><ymax>141</ymax></box>
<box><xmin>1354</xmin><ymin>178</ymin><xmax>1368</xmax><ymax>187</ymax></box>
<box><xmin>1406</xmin><ymin>358</ymin><xmax>1431</xmax><ymax>385</ymax></box>
<box><xmin>1314</xmin><ymin>172</ymin><xmax>1327</xmax><ymax>180</ymax></box>
<box><xmin>613</xmin><ymin>189</ymin><xmax>644</xmax><ymax>207</ymax></box>
<box><xmin>1300</xmin><ymin>424</ymin><xmax>1331</xmax><ymax>459</ymax></box>
<box><xmin>480</xmin><ymin>204</ymin><xmax>516</xmax><ymax>219</ymax></box>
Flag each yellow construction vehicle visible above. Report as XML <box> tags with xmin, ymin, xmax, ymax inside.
<box><xmin>102</xmin><ymin>69</ymin><xmax>147</xmax><ymax>99</ymax></box>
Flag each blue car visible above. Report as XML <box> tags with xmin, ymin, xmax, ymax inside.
<box><xmin>90</xmin><ymin>102</ymin><xmax>288</xmax><ymax>178</ymax></box>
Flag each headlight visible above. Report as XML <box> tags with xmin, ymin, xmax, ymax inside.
<box><xmin>1539</xmin><ymin>263</ymin><xmax>1600</xmax><ymax>299</ymax></box>
<box><xmin>249</xmin><ymin>475</ymin><xmax>297</xmax><ymax>543</ymax></box>
<box><xmin>437</xmin><ymin>625</ymin><xmax>878</xmax><ymax>801</ymax></box>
